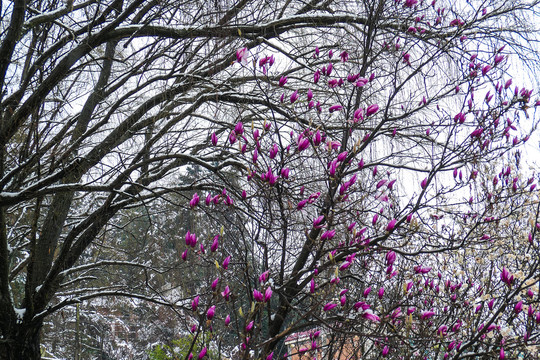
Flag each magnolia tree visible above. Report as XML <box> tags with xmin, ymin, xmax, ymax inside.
<box><xmin>178</xmin><ymin>3</ymin><xmax>540</xmax><ymax>360</ymax></box>
<box><xmin>1</xmin><ymin>0</ymin><xmax>540</xmax><ymax>359</ymax></box>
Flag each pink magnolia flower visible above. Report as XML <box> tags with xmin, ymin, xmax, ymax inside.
<box><xmin>192</xmin><ymin>295</ymin><xmax>199</xmax><ymax>312</ymax></box>
<box><xmin>253</xmin><ymin>289</ymin><xmax>263</xmax><ymax>302</ymax></box>
<box><xmin>363</xmin><ymin>286</ymin><xmax>372</xmax><ymax>297</ymax></box>
<box><xmin>207</xmin><ymin>305</ymin><xmax>215</xmax><ymax>320</ymax></box>
<box><xmin>314</xmin><ymin>70</ymin><xmax>321</xmax><ymax>84</ymax></box>
<box><xmin>404</xmin><ymin>0</ymin><xmax>418</xmax><ymax>7</ymax></box>
<box><xmin>326</xmin><ymin>63</ymin><xmax>333</xmax><ymax>76</ymax></box>
<box><xmin>298</xmin><ymin>138</ymin><xmax>310</xmax><ymax>151</ymax></box>
<box><xmin>210</xmin><ymin>235</ymin><xmax>219</xmax><ymax>252</ymax></box>
<box><xmin>211</xmin><ymin>277</ymin><xmax>219</xmax><ymax>290</ymax></box>
<box><xmin>386</xmin><ymin>219</ymin><xmax>397</xmax><ymax>232</ymax></box>
<box><xmin>403</xmin><ymin>53</ymin><xmax>411</xmax><ymax>65</ymax></box>
<box><xmin>313</xmin><ymin>215</ymin><xmax>324</xmax><ymax>229</ymax></box>
<box><xmin>222</xmin><ymin>256</ymin><xmax>231</xmax><ymax>270</ymax></box>
<box><xmin>421</xmin><ymin>310</ymin><xmax>435</xmax><ymax>320</ymax></box>
<box><xmin>259</xmin><ymin>270</ymin><xmax>270</xmax><ymax>283</ymax></box>
<box><xmin>190</xmin><ymin>193</ymin><xmax>200</xmax><ymax>208</ymax></box>
<box><xmin>386</xmin><ymin>251</ymin><xmax>396</xmax><ymax>265</ymax></box>
<box><xmin>236</xmin><ymin>48</ymin><xmax>248</xmax><ymax>65</ymax></box>
<box><xmin>406</xmin><ymin>281</ymin><xmax>413</xmax><ymax>292</ymax></box>
<box><xmin>366</xmin><ymin>104</ymin><xmax>379</xmax><ymax>116</ymax></box>
<box><xmin>323</xmin><ymin>303</ymin><xmax>337</xmax><ymax>312</ymax></box>
<box><xmin>353</xmin><ymin>301</ymin><xmax>370</xmax><ymax>311</ymax></box>
<box><xmin>234</xmin><ymin>122</ymin><xmax>244</xmax><ymax>135</ymax></box>
<box><xmin>362</xmin><ymin>311</ymin><xmax>380</xmax><ymax>322</ymax></box>
<box><xmin>329</xmin><ymin>105</ymin><xmax>343</xmax><ymax>113</ymax></box>
<box><xmin>321</xmin><ymin>229</ymin><xmax>336</xmax><ymax>240</ymax></box>
<box><xmin>515</xmin><ymin>301</ymin><xmax>523</xmax><ymax>314</ymax></box>
<box><xmin>264</xmin><ymin>287</ymin><xmax>273</xmax><ymax>302</ymax></box>
<box><xmin>290</xmin><ymin>90</ymin><xmax>299</xmax><ymax>103</ymax></box>
<box><xmin>198</xmin><ymin>347</ymin><xmax>207</xmax><ymax>359</ymax></box>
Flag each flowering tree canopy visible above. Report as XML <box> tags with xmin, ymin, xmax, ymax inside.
<box><xmin>0</xmin><ymin>0</ymin><xmax>539</xmax><ymax>359</ymax></box>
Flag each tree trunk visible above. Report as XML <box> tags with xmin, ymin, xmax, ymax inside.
<box><xmin>0</xmin><ymin>322</ymin><xmax>43</xmax><ymax>360</ymax></box>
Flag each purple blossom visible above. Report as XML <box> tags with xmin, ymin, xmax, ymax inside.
<box><xmin>236</xmin><ymin>48</ymin><xmax>248</xmax><ymax>65</ymax></box>
<box><xmin>366</xmin><ymin>104</ymin><xmax>379</xmax><ymax>116</ymax></box>
<box><xmin>421</xmin><ymin>310</ymin><xmax>435</xmax><ymax>320</ymax></box>
<box><xmin>223</xmin><ymin>256</ymin><xmax>231</xmax><ymax>270</ymax></box>
<box><xmin>361</xmin><ymin>311</ymin><xmax>380</xmax><ymax>322</ymax></box>
<box><xmin>363</xmin><ymin>286</ymin><xmax>372</xmax><ymax>297</ymax></box>
<box><xmin>313</xmin><ymin>215</ymin><xmax>325</xmax><ymax>229</ymax></box>
<box><xmin>234</xmin><ymin>122</ymin><xmax>244</xmax><ymax>135</ymax></box>
<box><xmin>264</xmin><ymin>287</ymin><xmax>273</xmax><ymax>302</ymax></box>
<box><xmin>329</xmin><ymin>105</ymin><xmax>343</xmax><ymax>113</ymax></box>
<box><xmin>515</xmin><ymin>301</ymin><xmax>523</xmax><ymax>314</ymax></box>
<box><xmin>314</xmin><ymin>70</ymin><xmax>321</xmax><ymax>84</ymax></box>
<box><xmin>190</xmin><ymin>193</ymin><xmax>200</xmax><ymax>208</ymax></box>
<box><xmin>386</xmin><ymin>251</ymin><xmax>396</xmax><ymax>266</ymax></box>
<box><xmin>326</xmin><ymin>63</ymin><xmax>333</xmax><ymax>76</ymax></box>
<box><xmin>211</xmin><ymin>277</ymin><xmax>219</xmax><ymax>290</ymax></box>
<box><xmin>207</xmin><ymin>305</ymin><xmax>215</xmax><ymax>320</ymax></box>
<box><xmin>323</xmin><ymin>303</ymin><xmax>337</xmax><ymax>312</ymax></box>
<box><xmin>253</xmin><ymin>289</ymin><xmax>263</xmax><ymax>302</ymax></box>
<box><xmin>404</xmin><ymin>0</ymin><xmax>418</xmax><ymax>7</ymax></box>
<box><xmin>321</xmin><ymin>229</ymin><xmax>336</xmax><ymax>240</ymax></box>
<box><xmin>222</xmin><ymin>286</ymin><xmax>231</xmax><ymax>301</ymax></box>
<box><xmin>269</xmin><ymin>143</ymin><xmax>279</xmax><ymax>159</ymax></box>
<box><xmin>210</xmin><ymin>235</ymin><xmax>219</xmax><ymax>252</ymax></box>
<box><xmin>259</xmin><ymin>270</ymin><xmax>269</xmax><ymax>283</ymax></box>
<box><xmin>386</xmin><ymin>219</ymin><xmax>397</xmax><ymax>232</ymax></box>
<box><xmin>192</xmin><ymin>295</ymin><xmax>199</xmax><ymax>312</ymax></box>
<box><xmin>298</xmin><ymin>137</ymin><xmax>310</xmax><ymax>151</ymax></box>
<box><xmin>290</xmin><ymin>90</ymin><xmax>299</xmax><ymax>103</ymax></box>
